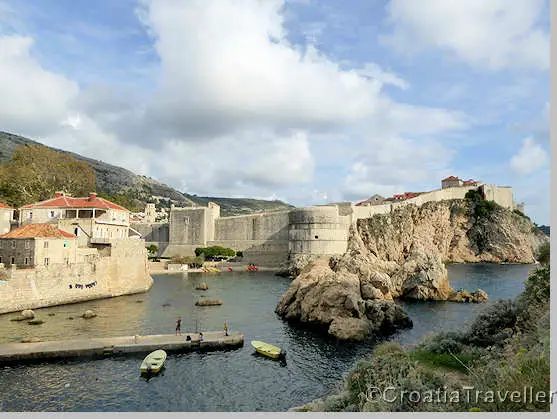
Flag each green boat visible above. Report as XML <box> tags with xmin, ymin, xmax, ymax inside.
<box><xmin>251</xmin><ymin>340</ymin><xmax>285</xmax><ymax>359</ymax></box>
<box><xmin>140</xmin><ymin>349</ymin><xmax>167</xmax><ymax>373</ymax></box>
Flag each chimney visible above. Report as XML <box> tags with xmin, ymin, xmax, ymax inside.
<box><xmin>55</xmin><ymin>191</ymin><xmax>65</xmax><ymax>198</ymax></box>
<box><xmin>89</xmin><ymin>192</ymin><xmax>97</xmax><ymax>201</ymax></box>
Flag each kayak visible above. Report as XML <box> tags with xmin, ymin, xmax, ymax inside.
<box><xmin>251</xmin><ymin>340</ymin><xmax>284</xmax><ymax>359</ymax></box>
<box><xmin>140</xmin><ymin>349</ymin><xmax>167</xmax><ymax>374</ymax></box>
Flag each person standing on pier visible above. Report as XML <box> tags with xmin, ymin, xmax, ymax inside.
<box><xmin>224</xmin><ymin>321</ymin><xmax>229</xmax><ymax>336</ymax></box>
<box><xmin>175</xmin><ymin>317</ymin><xmax>182</xmax><ymax>335</ymax></box>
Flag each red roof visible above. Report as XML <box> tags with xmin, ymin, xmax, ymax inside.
<box><xmin>0</xmin><ymin>203</ymin><xmax>12</xmax><ymax>209</ymax></box>
<box><xmin>22</xmin><ymin>194</ymin><xmax>129</xmax><ymax>212</ymax></box>
<box><xmin>0</xmin><ymin>223</ymin><xmax>76</xmax><ymax>239</ymax></box>
<box><xmin>442</xmin><ymin>176</ymin><xmax>461</xmax><ymax>182</ymax></box>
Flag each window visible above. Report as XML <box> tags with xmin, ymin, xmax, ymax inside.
<box><xmin>24</xmin><ymin>257</ymin><xmax>29</xmax><ymax>265</ymax></box>
<box><xmin>74</xmin><ymin>227</ymin><xmax>79</xmax><ymax>237</ymax></box>
<box><xmin>10</xmin><ymin>256</ymin><xmax>15</xmax><ymax>265</ymax></box>
<box><xmin>184</xmin><ymin>216</ymin><xmax>190</xmax><ymax>224</ymax></box>
<box><xmin>44</xmin><ymin>257</ymin><xmax>49</xmax><ymax>266</ymax></box>
<box><xmin>29</xmin><ymin>211</ymin><xmax>33</xmax><ymax>220</ymax></box>
<box><xmin>63</xmin><ymin>241</ymin><xmax>69</xmax><ymax>248</ymax></box>
<box><xmin>64</xmin><ymin>257</ymin><xmax>69</xmax><ymax>265</ymax></box>
<box><xmin>50</xmin><ymin>211</ymin><xmax>55</xmax><ymax>218</ymax></box>
<box><xmin>25</xmin><ymin>240</ymin><xmax>30</xmax><ymax>249</ymax></box>
<box><xmin>0</xmin><ymin>256</ymin><xmax>2</xmax><ymax>264</ymax></box>
<box><xmin>11</xmin><ymin>240</ymin><xmax>15</xmax><ymax>248</ymax></box>
<box><xmin>44</xmin><ymin>241</ymin><xmax>49</xmax><ymax>249</ymax></box>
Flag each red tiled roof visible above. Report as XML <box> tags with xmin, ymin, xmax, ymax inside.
<box><xmin>22</xmin><ymin>195</ymin><xmax>129</xmax><ymax>212</ymax></box>
<box><xmin>442</xmin><ymin>176</ymin><xmax>461</xmax><ymax>182</ymax></box>
<box><xmin>0</xmin><ymin>223</ymin><xmax>76</xmax><ymax>239</ymax></box>
<box><xmin>0</xmin><ymin>203</ymin><xmax>12</xmax><ymax>209</ymax></box>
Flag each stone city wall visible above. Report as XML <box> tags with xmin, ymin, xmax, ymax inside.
<box><xmin>0</xmin><ymin>239</ymin><xmax>153</xmax><ymax>314</ymax></box>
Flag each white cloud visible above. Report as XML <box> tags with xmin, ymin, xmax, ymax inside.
<box><xmin>0</xmin><ymin>35</ymin><xmax>78</xmax><ymax>137</ymax></box>
<box><xmin>0</xmin><ymin>0</ymin><xmax>470</xmax><ymax>206</ymax></box>
<box><xmin>510</xmin><ymin>137</ymin><xmax>548</xmax><ymax>174</ymax></box>
<box><xmin>342</xmin><ymin>135</ymin><xmax>454</xmax><ymax>201</ymax></box>
<box><xmin>353</xmin><ymin>62</ymin><xmax>409</xmax><ymax>90</ymax></box>
<box><xmin>382</xmin><ymin>0</ymin><xmax>549</xmax><ymax>71</ymax></box>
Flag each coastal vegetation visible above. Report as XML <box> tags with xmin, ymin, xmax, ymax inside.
<box><xmin>194</xmin><ymin>246</ymin><xmax>236</xmax><ymax>259</ymax></box>
<box><xmin>308</xmin><ymin>256</ymin><xmax>550</xmax><ymax>412</ymax></box>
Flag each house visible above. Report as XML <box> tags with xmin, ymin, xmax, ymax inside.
<box><xmin>0</xmin><ymin>203</ymin><xmax>13</xmax><ymax>235</ymax></box>
<box><xmin>441</xmin><ymin>176</ymin><xmax>463</xmax><ymax>189</ymax></box>
<box><xmin>355</xmin><ymin>194</ymin><xmax>386</xmax><ymax>206</ymax></box>
<box><xmin>18</xmin><ymin>192</ymin><xmax>131</xmax><ymax>247</ymax></box>
<box><xmin>0</xmin><ymin>223</ymin><xmax>77</xmax><ymax>268</ymax></box>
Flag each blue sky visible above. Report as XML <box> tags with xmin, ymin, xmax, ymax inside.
<box><xmin>0</xmin><ymin>0</ymin><xmax>550</xmax><ymax>224</ymax></box>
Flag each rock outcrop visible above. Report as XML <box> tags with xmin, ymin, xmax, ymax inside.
<box><xmin>276</xmin><ymin>199</ymin><xmax>547</xmax><ymax>341</ymax></box>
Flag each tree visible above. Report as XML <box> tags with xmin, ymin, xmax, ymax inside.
<box><xmin>146</xmin><ymin>244</ymin><xmax>159</xmax><ymax>256</ymax></box>
<box><xmin>0</xmin><ymin>145</ymin><xmax>96</xmax><ymax>207</ymax></box>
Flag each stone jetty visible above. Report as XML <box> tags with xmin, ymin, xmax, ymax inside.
<box><xmin>0</xmin><ymin>331</ymin><xmax>243</xmax><ymax>364</ymax></box>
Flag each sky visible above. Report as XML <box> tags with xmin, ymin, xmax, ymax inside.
<box><xmin>0</xmin><ymin>0</ymin><xmax>550</xmax><ymax>224</ymax></box>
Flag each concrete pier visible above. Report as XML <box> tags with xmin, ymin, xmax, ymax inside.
<box><xmin>0</xmin><ymin>331</ymin><xmax>243</xmax><ymax>364</ymax></box>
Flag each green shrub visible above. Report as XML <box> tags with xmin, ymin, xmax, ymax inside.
<box><xmin>417</xmin><ymin>331</ymin><xmax>465</xmax><ymax>354</ymax></box>
<box><xmin>463</xmin><ymin>300</ymin><xmax>518</xmax><ymax>347</ymax></box>
<box><xmin>194</xmin><ymin>246</ymin><xmax>236</xmax><ymax>258</ymax></box>
<box><xmin>513</xmin><ymin>209</ymin><xmax>530</xmax><ymax>221</ymax></box>
<box><xmin>535</xmin><ymin>242</ymin><xmax>550</xmax><ymax>266</ymax></box>
<box><xmin>236</xmin><ymin>251</ymin><xmax>243</xmax><ymax>258</ymax></box>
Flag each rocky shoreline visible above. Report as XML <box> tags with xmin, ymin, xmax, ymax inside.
<box><xmin>275</xmin><ymin>199</ymin><xmax>547</xmax><ymax>341</ymax></box>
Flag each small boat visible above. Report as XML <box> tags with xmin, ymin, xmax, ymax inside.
<box><xmin>140</xmin><ymin>349</ymin><xmax>167</xmax><ymax>374</ymax></box>
<box><xmin>251</xmin><ymin>340</ymin><xmax>285</xmax><ymax>359</ymax></box>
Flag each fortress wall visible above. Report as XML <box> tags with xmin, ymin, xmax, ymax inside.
<box><xmin>131</xmin><ymin>223</ymin><xmax>169</xmax><ymax>243</ymax></box>
<box><xmin>214</xmin><ymin>211</ymin><xmax>290</xmax><ymax>241</ymax></box>
<box><xmin>352</xmin><ymin>203</ymin><xmax>392</xmax><ymax>220</ymax></box>
<box><xmin>482</xmin><ymin>185</ymin><xmax>514</xmax><ymax>210</ymax></box>
<box><xmin>0</xmin><ymin>240</ymin><xmax>153</xmax><ymax>314</ymax></box>
<box><xmin>169</xmin><ymin>208</ymin><xmax>207</xmax><ymax>246</ymax></box>
<box><xmin>208</xmin><ymin>239</ymin><xmax>289</xmax><ymax>267</ymax></box>
<box><xmin>289</xmin><ymin>206</ymin><xmax>350</xmax><ymax>256</ymax></box>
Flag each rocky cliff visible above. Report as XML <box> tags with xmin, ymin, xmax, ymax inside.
<box><xmin>276</xmin><ymin>199</ymin><xmax>547</xmax><ymax>341</ymax></box>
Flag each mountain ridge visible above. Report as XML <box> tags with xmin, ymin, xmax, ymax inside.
<box><xmin>0</xmin><ymin>131</ymin><xmax>294</xmax><ymax>215</ymax></box>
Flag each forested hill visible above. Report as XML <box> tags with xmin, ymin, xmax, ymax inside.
<box><xmin>0</xmin><ymin>131</ymin><xmax>294</xmax><ymax>215</ymax></box>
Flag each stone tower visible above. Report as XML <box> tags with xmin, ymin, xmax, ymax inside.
<box><xmin>145</xmin><ymin>203</ymin><xmax>156</xmax><ymax>223</ymax></box>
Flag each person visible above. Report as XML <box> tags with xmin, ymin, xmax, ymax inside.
<box><xmin>224</xmin><ymin>321</ymin><xmax>229</xmax><ymax>336</ymax></box>
<box><xmin>175</xmin><ymin>317</ymin><xmax>182</xmax><ymax>335</ymax></box>
<box><xmin>186</xmin><ymin>335</ymin><xmax>191</xmax><ymax>342</ymax></box>
<box><xmin>199</xmin><ymin>332</ymin><xmax>204</xmax><ymax>342</ymax></box>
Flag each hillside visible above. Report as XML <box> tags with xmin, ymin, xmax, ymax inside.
<box><xmin>183</xmin><ymin>194</ymin><xmax>295</xmax><ymax>216</ymax></box>
<box><xmin>0</xmin><ymin>131</ymin><xmax>294</xmax><ymax>215</ymax></box>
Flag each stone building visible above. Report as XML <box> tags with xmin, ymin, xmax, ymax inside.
<box><xmin>0</xmin><ymin>203</ymin><xmax>13</xmax><ymax>235</ymax></box>
<box><xmin>0</xmin><ymin>223</ymin><xmax>77</xmax><ymax>268</ymax></box>
<box><xmin>18</xmin><ymin>192</ymin><xmax>131</xmax><ymax>247</ymax></box>
<box><xmin>441</xmin><ymin>176</ymin><xmax>463</xmax><ymax>189</ymax></box>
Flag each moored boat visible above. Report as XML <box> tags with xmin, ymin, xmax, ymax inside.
<box><xmin>140</xmin><ymin>349</ymin><xmax>167</xmax><ymax>374</ymax></box>
<box><xmin>251</xmin><ymin>340</ymin><xmax>284</xmax><ymax>359</ymax></box>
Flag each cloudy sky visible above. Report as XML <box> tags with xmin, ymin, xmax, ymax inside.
<box><xmin>0</xmin><ymin>0</ymin><xmax>550</xmax><ymax>224</ymax></box>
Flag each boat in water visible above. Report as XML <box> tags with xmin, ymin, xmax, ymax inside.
<box><xmin>251</xmin><ymin>340</ymin><xmax>285</xmax><ymax>359</ymax></box>
<box><xmin>140</xmin><ymin>349</ymin><xmax>167</xmax><ymax>374</ymax></box>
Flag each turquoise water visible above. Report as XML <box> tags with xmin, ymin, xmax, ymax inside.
<box><xmin>0</xmin><ymin>263</ymin><xmax>535</xmax><ymax>411</ymax></box>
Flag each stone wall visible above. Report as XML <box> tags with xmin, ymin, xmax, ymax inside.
<box><xmin>0</xmin><ymin>239</ymin><xmax>153</xmax><ymax>314</ymax></box>
<box><xmin>169</xmin><ymin>208</ymin><xmax>209</xmax><ymax>247</ymax></box>
<box><xmin>289</xmin><ymin>206</ymin><xmax>350</xmax><ymax>256</ymax></box>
